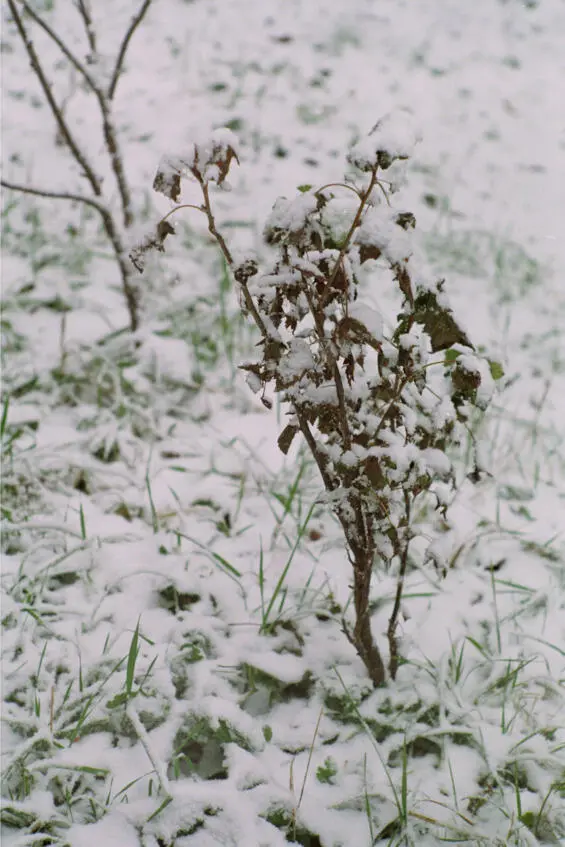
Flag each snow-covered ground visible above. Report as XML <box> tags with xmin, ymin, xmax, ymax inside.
<box><xmin>1</xmin><ymin>1</ymin><xmax>564</xmax><ymax>845</ymax></box>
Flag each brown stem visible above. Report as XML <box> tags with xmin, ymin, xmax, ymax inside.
<box><xmin>7</xmin><ymin>0</ymin><xmax>101</xmax><ymax>195</ymax></box>
<box><xmin>300</xmin><ymin>409</ymin><xmax>385</xmax><ymax>686</ymax></box>
<box><xmin>17</xmin><ymin>0</ymin><xmax>133</xmax><ymax>227</ymax></box>
<box><xmin>2</xmin><ymin>179</ymin><xmax>139</xmax><ymax>331</ymax></box>
<box><xmin>321</xmin><ymin>168</ymin><xmax>379</xmax><ymax>307</ymax></box>
<box><xmin>98</xmin><ymin>207</ymin><xmax>139</xmax><ymax>331</ymax></box>
<box><xmin>199</xmin><ymin>181</ymin><xmax>234</xmax><ymax>264</ymax></box>
<box><xmin>387</xmin><ymin>491</ymin><xmax>411</xmax><ymax>680</ymax></box>
<box><xmin>76</xmin><ymin>0</ymin><xmax>97</xmax><ymax>53</ymax></box>
<box><xmin>296</xmin><ymin>414</ymin><xmax>337</xmax><ymax>493</ymax></box>
<box><xmin>20</xmin><ymin>1</ymin><xmax>98</xmax><ymax>90</ymax></box>
<box><xmin>98</xmin><ymin>96</ymin><xmax>133</xmax><ymax>227</ymax></box>
<box><xmin>302</xmin><ymin>284</ymin><xmax>352</xmax><ymax>451</ymax></box>
<box><xmin>108</xmin><ymin>0</ymin><xmax>153</xmax><ymax>101</ymax></box>
<box><xmin>1</xmin><ymin>179</ymin><xmax>104</xmax><ymax>214</ymax></box>
<box><xmin>333</xmin><ymin>363</ymin><xmax>352</xmax><ymax>451</ymax></box>
<box><xmin>348</xmin><ymin>536</ymin><xmax>386</xmax><ymax>687</ymax></box>
<box><xmin>198</xmin><ymin>179</ymin><xmax>269</xmax><ymax>338</ymax></box>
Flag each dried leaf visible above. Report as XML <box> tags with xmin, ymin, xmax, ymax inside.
<box><xmin>153</xmin><ymin>166</ymin><xmax>181</xmax><ymax>202</ymax></box>
<box><xmin>130</xmin><ymin>220</ymin><xmax>176</xmax><ymax>273</ymax></box>
<box><xmin>359</xmin><ymin>244</ymin><xmax>382</xmax><ymax>263</ymax></box>
<box><xmin>364</xmin><ymin>456</ymin><xmax>386</xmax><ymax>490</ymax></box>
<box><xmin>414</xmin><ymin>288</ymin><xmax>473</xmax><ymax>352</ymax></box>
<box><xmin>278</xmin><ymin>424</ymin><xmax>298</xmax><ymax>455</ymax></box>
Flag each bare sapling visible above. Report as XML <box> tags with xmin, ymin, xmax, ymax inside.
<box><xmin>133</xmin><ymin>115</ymin><xmax>497</xmax><ymax>686</ymax></box>
<box><xmin>2</xmin><ymin>0</ymin><xmax>154</xmax><ymax>332</ymax></box>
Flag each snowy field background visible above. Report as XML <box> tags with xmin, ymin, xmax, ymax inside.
<box><xmin>1</xmin><ymin>0</ymin><xmax>564</xmax><ymax>845</ymax></box>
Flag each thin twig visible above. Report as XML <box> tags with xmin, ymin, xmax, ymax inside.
<box><xmin>7</xmin><ymin>0</ymin><xmax>101</xmax><ymax>195</ymax></box>
<box><xmin>20</xmin><ymin>1</ymin><xmax>99</xmax><ymax>92</ymax></box>
<box><xmin>98</xmin><ymin>96</ymin><xmax>134</xmax><ymax>226</ymax></box>
<box><xmin>76</xmin><ymin>0</ymin><xmax>97</xmax><ymax>53</ymax></box>
<box><xmin>297</xmin><ymin>414</ymin><xmax>337</xmax><ymax>493</ymax></box>
<box><xmin>108</xmin><ymin>0</ymin><xmax>153</xmax><ymax>101</ymax></box>
<box><xmin>19</xmin><ymin>0</ymin><xmax>135</xmax><ymax>226</ymax></box>
<box><xmin>159</xmin><ymin>203</ymin><xmax>206</xmax><ymax>223</ymax></box>
<box><xmin>1</xmin><ymin>179</ymin><xmax>107</xmax><ymax>215</ymax></box>
<box><xmin>199</xmin><ymin>180</ymin><xmax>234</xmax><ymax>264</ymax></box>
<box><xmin>316</xmin><ymin>182</ymin><xmax>362</xmax><ymax>200</ymax></box>
<box><xmin>198</xmin><ymin>178</ymin><xmax>270</xmax><ymax>337</ymax></box>
<box><xmin>387</xmin><ymin>490</ymin><xmax>412</xmax><ymax>679</ymax></box>
<box><xmin>301</xmin><ymin>283</ymin><xmax>352</xmax><ymax>451</ymax></box>
<box><xmin>333</xmin><ymin>362</ymin><xmax>352</xmax><ymax>451</ymax></box>
<box><xmin>1</xmin><ymin>179</ymin><xmax>139</xmax><ymax>331</ymax></box>
<box><xmin>321</xmin><ymin>167</ymin><xmax>379</xmax><ymax>306</ymax></box>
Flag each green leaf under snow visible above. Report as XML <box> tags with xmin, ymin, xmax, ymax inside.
<box><xmin>488</xmin><ymin>359</ymin><xmax>505</xmax><ymax>380</ymax></box>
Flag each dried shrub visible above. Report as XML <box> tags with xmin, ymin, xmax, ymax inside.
<box><xmin>135</xmin><ymin>115</ymin><xmax>498</xmax><ymax>686</ymax></box>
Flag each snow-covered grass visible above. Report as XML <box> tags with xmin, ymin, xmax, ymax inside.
<box><xmin>1</xmin><ymin>1</ymin><xmax>564</xmax><ymax>845</ymax></box>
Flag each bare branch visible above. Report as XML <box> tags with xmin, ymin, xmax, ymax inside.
<box><xmin>196</xmin><ymin>177</ymin><xmax>270</xmax><ymax>337</ymax></box>
<box><xmin>321</xmin><ymin>168</ymin><xmax>379</xmax><ymax>308</ymax></box>
<box><xmin>1</xmin><ymin>178</ymin><xmax>139</xmax><ymax>332</ymax></box>
<box><xmin>197</xmin><ymin>180</ymin><xmax>234</xmax><ymax>265</ymax></box>
<box><xmin>349</xmin><ymin>532</ymin><xmax>386</xmax><ymax>687</ymax></box>
<box><xmin>108</xmin><ymin>0</ymin><xmax>153</xmax><ymax>101</ymax></box>
<box><xmin>387</xmin><ymin>491</ymin><xmax>412</xmax><ymax>680</ymax></box>
<box><xmin>297</xmin><ymin>415</ymin><xmax>337</xmax><ymax>493</ymax></box>
<box><xmin>98</xmin><ymin>97</ymin><xmax>134</xmax><ymax>227</ymax></box>
<box><xmin>19</xmin><ymin>1</ymin><xmax>99</xmax><ymax>93</ymax></box>
<box><xmin>76</xmin><ymin>0</ymin><xmax>97</xmax><ymax>53</ymax></box>
<box><xmin>17</xmin><ymin>0</ymin><xmax>134</xmax><ymax>227</ymax></box>
<box><xmin>6</xmin><ymin>0</ymin><xmax>101</xmax><ymax>195</ymax></box>
<box><xmin>1</xmin><ymin>178</ymin><xmax>107</xmax><ymax>216</ymax></box>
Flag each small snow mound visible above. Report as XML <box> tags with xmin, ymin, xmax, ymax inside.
<box><xmin>349</xmin><ymin>108</ymin><xmax>421</xmax><ymax>171</ymax></box>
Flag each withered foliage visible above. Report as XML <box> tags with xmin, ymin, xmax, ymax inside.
<box><xmin>134</xmin><ymin>118</ymin><xmax>497</xmax><ymax>686</ymax></box>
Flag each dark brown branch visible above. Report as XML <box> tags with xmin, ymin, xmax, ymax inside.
<box><xmin>1</xmin><ymin>179</ymin><xmax>106</xmax><ymax>214</ymax></box>
<box><xmin>198</xmin><ymin>179</ymin><xmax>270</xmax><ymax>338</ymax></box>
<box><xmin>321</xmin><ymin>168</ymin><xmax>379</xmax><ymax>306</ymax></box>
<box><xmin>7</xmin><ymin>0</ymin><xmax>101</xmax><ymax>196</ymax></box>
<box><xmin>98</xmin><ymin>97</ymin><xmax>133</xmax><ymax>227</ymax></box>
<box><xmin>20</xmin><ymin>1</ymin><xmax>99</xmax><ymax>92</ymax></box>
<box><xmin>199</xmin><ymin>181</ymin><xmax>234</xmax><ymax>264</ymax></box>
<box><xmin>387</xmin><ymin>490</ymin><xmax>411</xmax><ymax>680</ymax></box>
<box><xmin>296</xmin><ymin>414</ymin><xmax>337</xmax><ymax>493</ymax></box>
<box><xmin>348</xmin><ymin>535</ymin><xmax>386</xmax><ymax>687</ymax></box>
<box><xmin>1</xmin><ymin>179</ymin><xmax>139</xmax><ymax>332</ymax></box>
<box><xmin>333</xmin><ymin>363</ymin><xmax>352</xmax><ymax>451</ymax></box>
<box><xmin>301</xmin><ymin>283</ymin><xmax>352</xmax><ymax>452</ymax></box>
<box><xmin>99</xmin><ymin>209</ymin><xmax>140</xmax><ymax>331</ymax></box>
<box><xmin>18</xmin><ymin>0</ymin><xmax>134</xmax><ymax>227</ymax></box>
<box><xmin>108</xmin><ymin>0</ymin><xmax>153</xmax><ymax>101</ymax></box>
<box><xmin>76</xmin><ymin>0</ymin><xmax>97</xmax><ymax>53</ymax></box>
